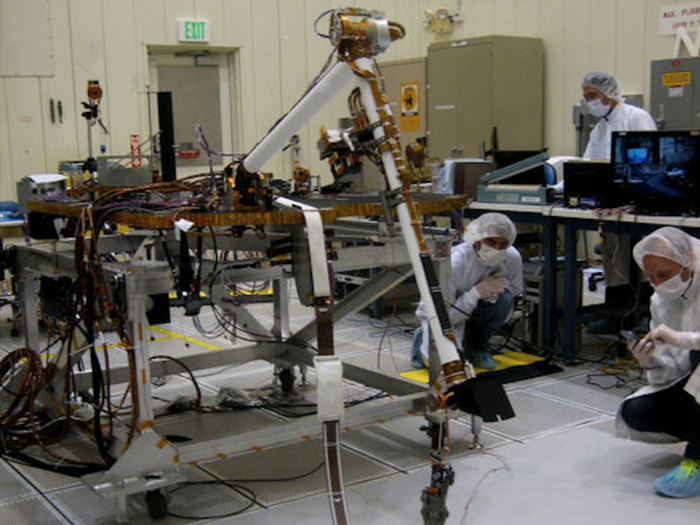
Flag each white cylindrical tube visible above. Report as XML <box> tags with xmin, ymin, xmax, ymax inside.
<box><xmin>354</xmin><ymin>57</ymin><xmax>463</xmax><ymax>369</ymax></box>
<box><xmin>243</xmin><ymin>61</ymin><xmax>355</xmax><ymax>173</ymax></box>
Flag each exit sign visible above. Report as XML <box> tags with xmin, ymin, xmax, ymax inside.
<box><xmin>178</xmin><ymin>20</ymin><xmax>210</xmax><ymax>42</ymax></box>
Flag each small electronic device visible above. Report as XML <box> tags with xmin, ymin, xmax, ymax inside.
<box><xmin>619</xmin><ymin>330</ymin><xmax>639</xmax><ymax>344</ymax></box>
<box><xmin>563</xmin><ymin>160</ymin><xmax>615</xmax><ymax>208</ymax></box>
<box><xmin>476</xmin><ymin>183</ymin><xmax>551</xmax><ymax>204</ymax></box>
<box><xmin>481</xmin><ymin>151</ymin><xmax>549</xmax><ymax>185</ymax></box>
<box><xmin>477</xmin><ymin>151</ymin><xmax>552</xmax><ymax>204</ymax></box>
<box><xmin>17</xmin><ymin>174</ymin><xmax>68</xmax><ymax>213</ymax></box>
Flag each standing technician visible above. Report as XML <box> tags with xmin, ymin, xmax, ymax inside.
<box><xmin>581</xmin><ymin>71</ymin><xmax>657</xmax><ymax>330</ymax></box>
<box><xmin>619</xmin><ymin>227</ymin><xmax>700</xmax><ymax>498</ymax></box>
<box><xmin>582</xmin><ymin>71</ymin><xmax>657</xmax><ymax>160</ymax></box>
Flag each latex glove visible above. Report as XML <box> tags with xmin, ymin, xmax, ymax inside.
<box><xmin>470</xmin><ymin>272</ymin><xmax>506</xmax><ymax>301</ymax></box>
<box><xmin>629</xmin><ymin>335</ymin><xmax>659</xmax><ymax>368</ymax></box>
<box><xmin>649</xmin><ymin>323</ymin><xmax>684</xmax><ymax>348</ymax></box>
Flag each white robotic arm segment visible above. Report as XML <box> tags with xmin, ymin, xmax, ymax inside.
<box><xmin>242</xmin><ymin>62</ymin><xmax>355</xmax><ymax>174</ymax></box>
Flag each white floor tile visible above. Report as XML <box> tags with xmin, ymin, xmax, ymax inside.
<box><xmin>5</xmin><ymin>304</ymin><xmax>700</xmax><ymax>525</ymax></box>
<box><xmin>458</xmin><ymin>390</ymin><xmax>606</xmax><ymax>441</ymax></box>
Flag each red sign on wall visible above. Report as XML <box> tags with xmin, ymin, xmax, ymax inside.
<box><xmin>130</xmin><ymin>134</ymin><xmax>142</xmax><ymax>168</ymax></box>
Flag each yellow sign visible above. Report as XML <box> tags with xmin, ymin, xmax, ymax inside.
<box><xmin>662</xmin><ymin>71</ymin><xmax>692</xmax><ymax>86</ymax></box>
<box><xmin>400</xmin><ymin>82</ymin><xmax>419</xmax><ymax>131</ymax></box>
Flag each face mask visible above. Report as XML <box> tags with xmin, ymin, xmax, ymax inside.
<box><xmin>477</xmin><ymin>244</ymin><xmax>507</xmax><ymax>267</ymax></box>
<box><xmin>653</xmin><ymin>272</ymin><xmax>691</xmax><ymax>299</ymax></box>
<box><xmin>586</xmin><ymin>99</ymin><xmax>611</xmax><ymax>118</ymax></box>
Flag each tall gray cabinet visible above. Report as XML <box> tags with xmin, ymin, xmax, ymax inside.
<box><xmin>427</xmin><ymin>36</ymin><xmax>544</xmax><ymax>160</ymax></box>
<box><xmin>650</xmin><ymin>56</ymin><xmax>700</xmax><ymax>130</ymax></box>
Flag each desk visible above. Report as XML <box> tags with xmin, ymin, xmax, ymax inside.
<box><xmin>465</xmin><ymin>203</ymin><xmax>700</xmax><ymax>361</ymax></box>
<box><xmin>464</xmin><ymin>202</ymin><xmax>559</xmax><ymax>351</ymax></box>
<box><xmin>0</xmin><ymin>219</ymin><xmax>24</xmax><ymax>239</ymax></box>
<box><xmin>551</xmin><ymin>208</ymin><xmax>700</xmax><ymax>361</ymax></box>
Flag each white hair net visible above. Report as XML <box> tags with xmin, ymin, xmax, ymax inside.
<box><xmin>581</xmin><ymin>71</ymin><xmax>623</xmax><ymax>102</ymax></box>
<box><xmin>633</xmin><ymin>226</ymin><xmax>694</xmax><ymax>269</ymax></box>
<box><xmin>463</xmin><ymin>213</ymin><xmax>516</xmax><ymax>246</ymax></box>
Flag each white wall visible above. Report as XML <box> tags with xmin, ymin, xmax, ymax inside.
<box><xmin>0</xmin><ymin>0</ymin><xmax>690</xmax><ymax>200</ymax></box>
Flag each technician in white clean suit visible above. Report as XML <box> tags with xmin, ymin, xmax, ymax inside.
<box><xmin>414</xmin><ymin>213</ymin><xmax>523</xmax><ymax>370</ymax></box>
<box><xmin>618</xmin><ymin>227</ymin><xmax>700</xmax><ymax>499</ymax></box>
<box><xmin>580</xmin><ymin>72</ymin><xmax>657</xmax><ymax>329</ymax></box>
<box><xmin>582</xmin><ymin>71</ymin><xmax>657</xmax><ymax>161</ymax></box>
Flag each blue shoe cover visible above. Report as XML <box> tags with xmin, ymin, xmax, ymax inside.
<box><xmin>410</xmin><ymin>326</ymin><xmax>426</xmax><ymax>369</ymax></box>
<box><xmin>653</xmin><ymin>459</ymin><xmax>700</xmax><ymax>498</ymax></box>
<box><xmin>470</xmin><ymin>351</ymin><xmax>497</xmax><ymax>370</ymax></box>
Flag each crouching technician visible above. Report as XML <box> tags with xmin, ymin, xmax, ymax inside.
<box><xmin>414</xmin><ymin>213</ymin><xmax>523</xmax><ymax>370</ymax></box>
<box><xmin>619</xmin><ymin>226</ymin><xmax>700</xmax><ymax>498</ymax></box>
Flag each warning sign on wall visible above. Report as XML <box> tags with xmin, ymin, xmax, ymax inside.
<box><xmin>662</xmin><ymin>70</ymin><xmax>692</xmax><ymax>86</ymax></box>
<box><xmin>400</xmin><ymin>82</ymin><xmax>419</xmax><ymax>131</ymax></box>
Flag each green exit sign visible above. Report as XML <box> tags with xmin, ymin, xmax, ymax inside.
<box><xmin>178</xmin><ymin>20</ymin><xmax>210</xmax><ymax>42</ymax></box>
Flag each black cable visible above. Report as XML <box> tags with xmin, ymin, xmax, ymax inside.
<box><xmin>261</xmin><ymin>391</ymin><xmax>389</xmax><ymax>419</ymax></box>
<box><xmin>207</xmin><ymin>225</ymin><xmax>220</xmax><ymax>286</ymax></box>
<box><xmin>85</xmin><ymin>277</ymin><xmax>114</xmax><ymax>467</ymax></box>
<box><xmin>166</xmin><ymin>482</ymin><xmax>258</xmax><ymax>520</ymax></box>
<box><xmin>178</xmin><ymin>230</ymin><xmax>194</xmax><ymax>296</ymax></box>
<box><xmin>164</xmin><ymin>460</ymin><xmax>328</xmax><ymax>520</ymax></box>
<box><xmin>158</xmin><ymin>229</ymin><xmax>179</xmax><ymax>291</ymax></box>
<box><xmin>448</xmin><ymin>299</ymin><xmax>555</xmax><ymax>359</ymax></box>
<box><xmin>1</xmin><ymin>451</ymin><xmax>108</xmax><ymax>477</ymax></box>
<box><xmin>195</xmin><ymin>228</ymin><xmax>204</xmax><ymax>298</ymax></box>
<box><xmin>161</xmin><ymin>388</ymin><xmax>389</xmax><ymax>419</ymax></box>
<box><xmin>585</xmin><ymin>366</ymin><xmax>646</xmax><ymax>391</ymax></box>
<box><xmin>203</xmin><ymin>271</ymin><xmax>320</xmax><ymax>353</ymax></box>
<box><xmin>200</xmin><ymin>460</ymin><xmax>324</xmax><ymax>486</ymax></box>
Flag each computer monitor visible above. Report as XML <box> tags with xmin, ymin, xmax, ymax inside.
<box><xmin>563</xmin><ymin>160</ymin><xmax>615</xmax><ymax>208</ymax></box>
<box><xmin>611</xmin><ymin>130</ymin><xmax>700</xmax><ymax>214</ymax></box>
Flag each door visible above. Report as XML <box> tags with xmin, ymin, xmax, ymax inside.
<box><xmin>148</xmin><ymin>50</ymin><xmax>236</xmax><ymax>176</ymax></box>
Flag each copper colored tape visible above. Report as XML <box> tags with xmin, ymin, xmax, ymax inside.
<box><xmin>315</xmin><ymin>304</ymin><xmax>335</xmax><ymax>357</ymax></box>
<box><xmin>369</xmin><ymin>78</ymin><xmax>383</xmax><ymax>103</ymax></box>
<box><xmin>441</xmin><ymin>361</ymin><xmax>468</xmax><ymax>385</ymax></box>
<box><xmin>28</xmin><ymin>196</ymin><xmax>467</xmax><ymax>229</ymax></box>
<box><xmin>347</xmin><ymin>59</ymin><xmax>374</xmax><ymax>77</ymax></box>
<box><xmin>377</xmin><ymin>142</ymin><xmax>392</xmax><ymax>154</ymax></box>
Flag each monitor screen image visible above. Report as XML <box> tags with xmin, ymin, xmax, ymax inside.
<box><xmin>611</xmin><ymin>130</ymin><xmax>700</xmax><ymax>213</ymax></box>
<box><xmin>625</xmin><ymin>147</ymin><xmax>650</xmax><ymax>164</ymax></box>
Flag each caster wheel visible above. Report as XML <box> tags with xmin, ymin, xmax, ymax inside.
<box><xmin>145</xmin><ymin>489</ymin><xmax>168</xmax><ymax>520</ymax></box>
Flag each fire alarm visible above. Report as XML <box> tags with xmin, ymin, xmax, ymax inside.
<box><xmin>434</xmin><ymin>8</ymin><xmax>452</xmax><ymax>33</ymax></box>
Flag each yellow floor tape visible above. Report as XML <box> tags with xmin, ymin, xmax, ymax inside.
<box><xmin>399</xmin><ymin>351</ymin><xmax>545</xmax><ymax>384</ymax></box>
<box><xmin>150</xmin><ymin>325</ymin><xmax>221</xmax><ymax>351</ymax></box>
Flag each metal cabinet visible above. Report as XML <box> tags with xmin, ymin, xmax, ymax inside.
<box><xmin>651</xmin><ymin>56</ymin><xmax>700</xmax><ymax>130</ymax></box>
<box><xmin>427</xmin><ymin>36</ymin><xmax>544</xmax><ymax>160</ymax></box>
<box><xmin>357</xmin><ymin>57</ymin><xmax>427</xmax><ymax>191</ymax></box>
